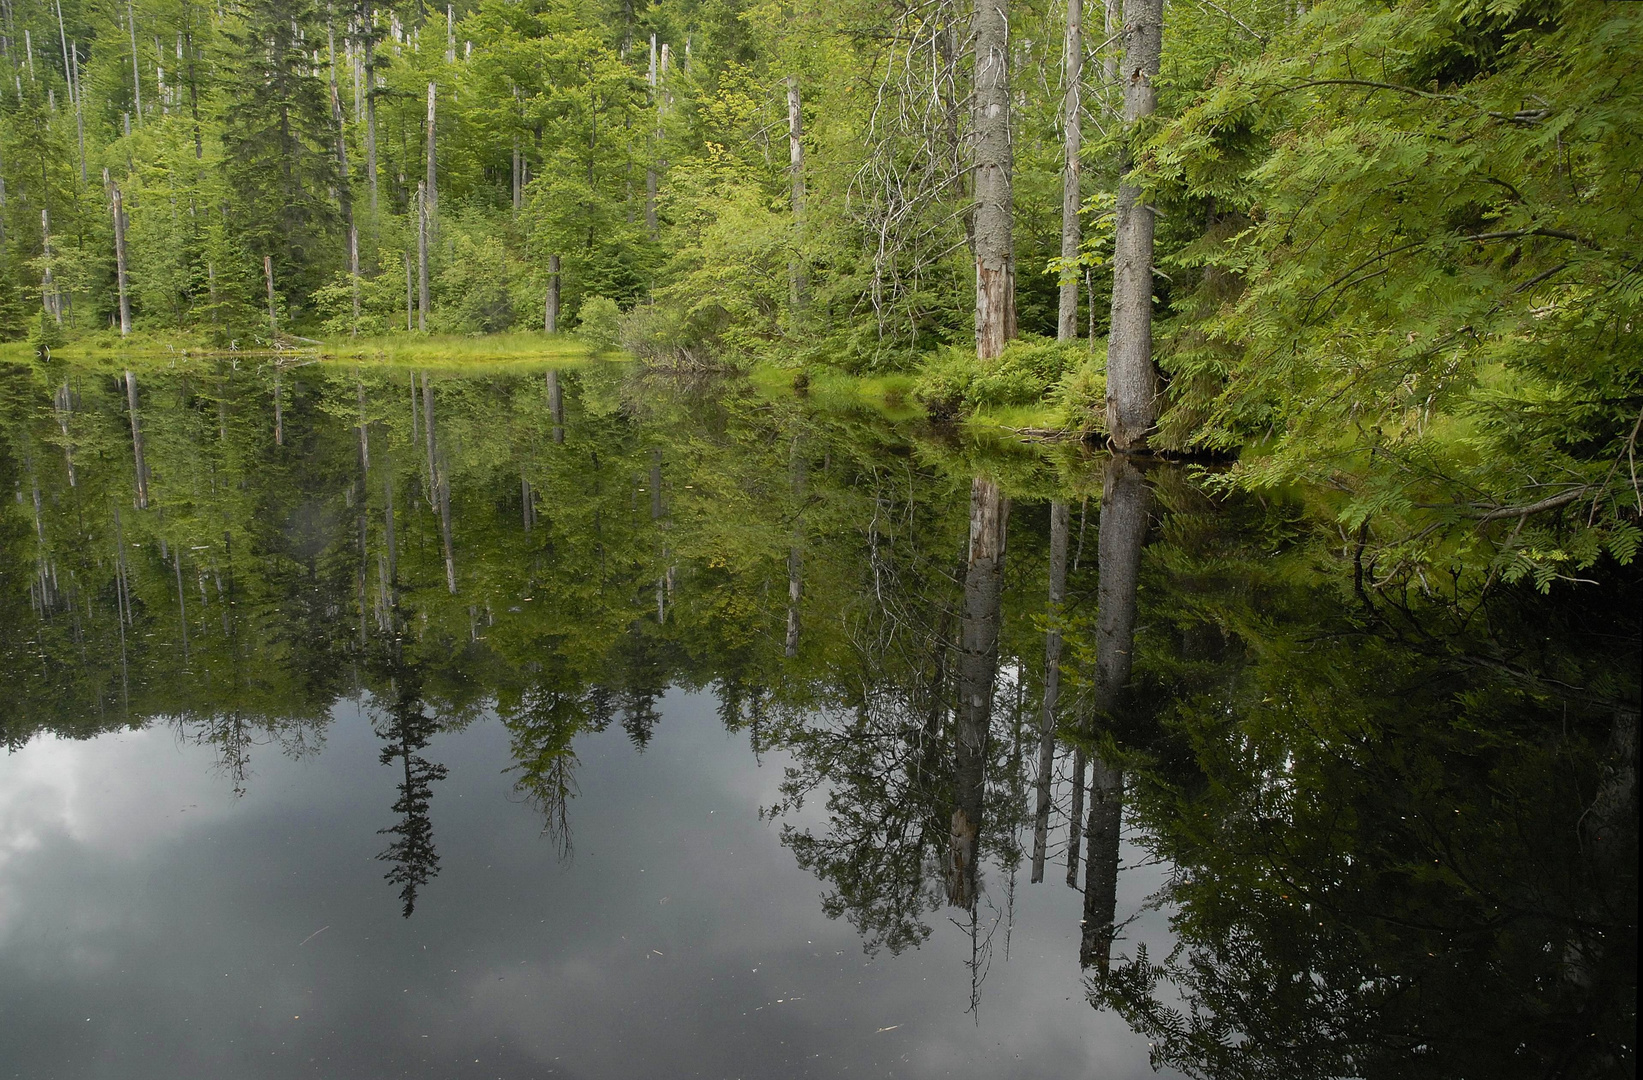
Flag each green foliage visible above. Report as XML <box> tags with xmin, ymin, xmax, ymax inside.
<box><xmin>913</xmin><ymin>336</ymin><xmax>1087</xmax><ymax>418</ymax></box>
<box><xmin>27</xmin><ymin>311</ymin><xmax>66</xmax><ymax>355</ymax></box>
<box><xmin>575</xmin><ymin>296</ymin><xmax>621</xmax><ymax>351</ymax></box>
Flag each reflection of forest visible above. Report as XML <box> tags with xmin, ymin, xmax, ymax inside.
<box><xmin>1</xmin><ymin>360</ymin><xmax>1635</xmax><ymax>1076</ymax></box>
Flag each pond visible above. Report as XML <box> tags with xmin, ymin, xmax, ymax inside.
<box><xmin>0</xmin><ymin>359</ymin><xmax>1635</xmax><ymax>1079</ymax></box>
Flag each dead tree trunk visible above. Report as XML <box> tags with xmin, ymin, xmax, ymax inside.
<box><xmin>41</xmin><ymin>210</ymin><xmax>59</xmax><ymax>323</ymax></box>
<box><xmin>645</xmin><ymin>36</ymin><xmax>658</xmax><ymax>238</ymax></box>
<box><xmin>108</xmin><ymin>172</ymin><xmax>131</xmax><ymax>335</ymax></box>
<box><xmin>404</xmin><ymin>252</ymin><xmax>414</xmax><ymax>331</ymax></box>
<box><xmin>425</xmin><ymin>82</ymin><xmax>438</xmax><ymax>242</ymax></box>
<box><xmin>786</xmin><ymin>77</ymin><xmax>808</xmax><ymax>315</ymax></box>
<box><xmin>364</xmin><ymin>1</ymin><xmax>379</xmax><ymax>212</ymax></box>
<box><xmin>328</xmin><ymin>25</ymin><xmax>353</xmax><ymax>234</ymax></box>
<box><xmin>416</xmin><ymin>182</ymin><xmax>429</xmax><ymax>332</ymax></box>
<box><xmin>971</xmin><ymin>0</ymin><xmax>1015</xmax><ymax>360</ymax></box>
<box><xmin>264</xmin><ymin>254</ymin><xmax>277</xmax><ymax>338</ymax></box>
<box><xmin>1104</xmin><ymin>0</ymin><xmax>1164</xmax><ymax>448</ymax></box>
<box><xmin>350</xmin><ymin>225</ymin><xmax>361</xmax><ymax>336</ymax></box>
<box><xmin>1031</xmin><ymin>499</ymin><xmax>1069</xmax><ymax>881</ymax></box>
<box><xmin>1058</xmin><ymin>0</ymin><xmax>1082</xmax><ymax>341</ymax></box>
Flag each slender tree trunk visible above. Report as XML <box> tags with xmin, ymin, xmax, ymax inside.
<box><xmin>1058</xmin><ymin>0</ymin><xmax>1083</xmax><ymax>341</ymax></box>
<box><xmin>404</xmin><ymin>252</ymin><xmax>414</xmax><ymax>331</ymax></box>
<box><xmin>1104</xmin><ymin>0</ymin><xmax>1164</xmax><ymax>448</ymax></box>
<box><xmin>264</xmin><ymin>254</ymin><xmax>277</xmax><ymax>338</ymax></box>
<box><xmin>785</xmin><ymin>436</ymin><xmax>805</xmax><ymax>658</ymax></box>
<box><xmin>364</xmin><ymin>8</ymin><xmax>378</xmax><ymax>213</ymax></box>
<box><xmin>512</xmin><ymin>135</ymin><xmax>522</xmax><ymax>212</ymax></box>
<box><xmin>1031</xmin><ymin>500</ymin><xmax>1069</xmax><ymax>881</ymax></box>
<box><xmin>1066</xmin><ymin>747</ymin><xmax>1085</xmax><ymax>884</ymax></box>
<box><xmin>786</xmin><ymin>76</ymin><xmax>808</xmax><ymax>315</ymax></box>
<box><xmin>329</xmin><ymin>25</ymin><xmax>353</xmax><ymax>233</ymax></box>
<box><xmin>949</xmin><ymin>478</ymin><xmax>1008</xmax><ymax>909</ymax></box>
<box><xmin>971</xmin><ymin>0</ymin><xmax>1015</xmax><ymax>360</ymax></box>
<box><xmin>644</xmin><ymin>35</ymin><xmax>658</xmax><ymax>238</ymax></box>
<box><xmin>416</xmin><ymin>182</ymin><xmax>429</xmax><ymax>332</ymax></box>
<box><xmin>125</xmin><ymin>370</ymin><xmax>148</xmax><ymax>508</ymax></box>
<box><xmin>272</xmin><ymin>370</ymin><xmax>283</xmax><ymax>446</ymax></box>
<box><xmin>350</xmin><ymin>225</ymin><xmax>360</xmax><ymax>336</ymax></box>
<box><xmin>108</xmin><ymin>173</ymin><xmax>132</xmax><ymax>335</ymax></box>
<box><xmin>41</xmin><ymin>210</ymin><xmax>59</xmax><ymax>323</ymax></box>
<box><xmin>422</xmin><ymin>374</ymin><xmax>456</xmax><ymax>594</ymax></box>
<box><xmin>425</xmin><ymin>82</ymin><xmax>437</xmax><ymax>241</ymax></box>
<box><xmin>545</xmin><ymin>254</ymin><xmax>561</xmax><ymax>332</ymax></box>
<box><xmin>127</xmin><ymin>0</ymin><xmax>141</xmax><ymax>123</ymax></box>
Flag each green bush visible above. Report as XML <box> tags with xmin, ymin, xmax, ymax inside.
<box><xmin>617</xmin><ymin>302</ymin><xmax>688</xmax><ymax>363</ymax></box>
<box><xmin>28</xmin><ymin>311</ymin><xmax>66</xmax><ymax>356</ymax></box>
<box><xmin>913</xmin><ymin>335</ymin><xmax>1089</xmax><ymax>418</ymax></box>
<box><xmin>576</xmin><ymin>296</ymin><xmax>622</xmax><ymax>352</ymax></box>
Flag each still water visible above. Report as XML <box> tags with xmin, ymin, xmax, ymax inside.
<box><xmin>0</xmin><ymin>360</ymin><xmax>1635</xmax><ymax>1079</ymax></box>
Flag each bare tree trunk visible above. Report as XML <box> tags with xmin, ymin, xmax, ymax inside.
<box><xmin>786</xmin><ymin>77</ymin><xmax>808</xmax><ymax>315</ymax></box>
<box><xmin>350</xmin><ymin>225</ymin><xmax>360</xmax><ymax>336</ymax></box>
<box><xmin>329</xmin><ymin>25</ymin><xmax>353</xmax><ymax>233</ymax></box>
<box><xmin>1066</xmin><ymin>748</ymin><xmax>1086</xmax><ymax>884</ymax></box>
<box><xmin>1058</xmin><ymin>0</ymin><xmax>1082</xmax><ymax>341</ymax></box>
<box><xmin>40</xmin><ymin>210</ymin><xmax>59</xmax><ymax>323</ymax></box>
<box><xmin>785</xmin><ymin>436</ymin><xmax>806</xmax><ymax>658</ymax></box>
<box><xmin>425</xmin><ymin>82</ymin><xmax>437</xmax><ymax>242</ymax></box>
<box><xmin>108</xmin><ymin>172</ymin><xmax>131</xmax><ymax>335</ymax></box>
<box><xmin>364</xmin><ymin>4</ymin><xmax>378</xmax><ymax>213</ymax></box>
<box><xmin>1031</xmin><ymin>500</ymin><xmax>1069</xmax><ymax>881</ymax></box>
<box><xmin>1104</xmin><ymin>0</ymin><xmax>1164</xmax><ymax>448</ymax></box>
<box><xmin>645</xmin><ymin>36</ymin><xmax>658</xmax><ymax>238</ymax></box>
<box><xmin>357</xmin><ymin>378</ymin><xmax>370</xmax><ymax>472</ymax></box>
<box><xmin>512</xmin><ymin>135</ymin><xmax>522</xmax><ymax>212</ymax></box>
<box><xmin>421</xmin><ymin>373</ymin><xmax>456</xmax><ymax>594</ymax></box>
<box><xmin>949</xmin><ymin>478</ymin><xmax>1008</xmax><ymax>910</ymax></box>
<box><xmin>416</xmin><ymin>182</ymin><xmax>429</xmax><ymax>332</ymax></box>
<box><xmin>127</xmin><ymin>0</ymin><xmax>142</xmax><ymax>123</ymax></box>
<box><xmin>264</xmin><ymin>254</ymin><xmax>277</xmax><ymax>338</ymax></box>
<box><xmin>404</xmin><ymin>252</ymin><xmax>414</xmax><ymax>331</ymax></box>
<box><xmin>546</xmin><ymin>369</ymin><xmax>565</xmax><ymax>443</ymax></box>
<box><xmin>124</xmin><ymin>370</ymin><xmax>149</xmax><ymax>508</ymax></box>
<box><xmin>545</xmin><ymin>254</ymin><xmax>561</xmax><ymax>333</ymax></box>
<box><xmin>273</xmin><ymin>370</ymin><xmax>283</xmax><ymax>446</ymax></box>
<box><xmin>1080</xmin><ymin>756</ymin><xmax>1123</xmax><ymax>970</ymax></box>
<box><xmin>971</xmin><ymin>0</ymin><xmax>1015</xmax><ymax>360</ymax></box>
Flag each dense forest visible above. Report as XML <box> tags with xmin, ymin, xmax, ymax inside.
<box><xmin>0</xmin><ymin>0</ymin><xmax>1638</xmax><ymax>579</ymax></box>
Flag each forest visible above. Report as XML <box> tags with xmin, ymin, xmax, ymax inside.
<box><xmin>0</xmin><ymin>0</ymin><xmax>1637</xmax><ymax>590</ymax></box>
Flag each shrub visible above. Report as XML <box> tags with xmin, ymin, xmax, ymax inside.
<box><xmin>913</xmin><ymin>335</ymin><xmax>1089</xmax><ymax>418</ymax></box>
<box><xmin>28</xmin><ymin>311</ymin><xmax>66</xmax><ymax>356</ymax></box>
<box><xmin>576</xmin><ymin>296</ymin><xmax>622</xmax><ymax>352</ymax></box>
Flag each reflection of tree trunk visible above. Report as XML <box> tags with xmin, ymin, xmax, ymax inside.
<box><xmin>1032</xmin><ymin>500</ymin><xmax>1070</xmax><ymax>881</ymax></box>
<box><xmin>1066</xmin><ymin>747</ymin><xmax>1085</xmax><ymax>885</ymax></box>
<box><xmin>546</xmin><ymin>369</ymin><xmax>564</xmax><ymax>443</ymax></box>
<box><xmin>54</xmin><ymin>382</ymin><xmax>76</xmax><ymax>487</ymax></box>
<box><xmin>545</xmin><ymin>255</ymin><xmax>561</xmax><ymax>333</ymax></box>
<box><xmin>950</xmin><ymin>478</ymin><xmax>1008</xmax><ymax>909</ymax></box>
<box><xmin>650</xmin><ymin>448</ymin><xmax>663</xmax><ymax>520</ymax></box>
<box><xmin>1079</xmin><ymin>455</ymin><xmax>1150</xmax><ymax>970</ymax></box>
<box><xmin>124</xmin><ymin>370</ymin><xmax>149</xmax><ymax>508</ymax></box>
<box><xmin>786</xmin><ymin>436</ymin><xmax>806</xmax><ymax>659</ymax></box>
<box><xmin>421</xmin><ymin>373</ymin><xmax>456</xmax><ymax>593</ymax></box>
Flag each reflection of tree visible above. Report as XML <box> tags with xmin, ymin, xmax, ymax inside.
<box><xmin>1086</xmin><ymin>497</ymin><xmax>1640</xmax><ymax>1079</ymax></box>
<box><xmin>501</xmin><ymin>669</ymin><xmax>594</xmax><ymax>859</ymax></box>
<box><xmin>370</xmin><ymin>635</ymin><xmax>448</xmax><ymax>919</ymax></box>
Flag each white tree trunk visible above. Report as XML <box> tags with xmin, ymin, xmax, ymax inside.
<box><xmin>971</xmin><ymin>0</ymin><xmax>1015</xmax><ymax>360</ymax></box>
<box><xmin>1058</xmin><ymin>0</ymin><xmax>1082</xmax><ymax>341</ymax></box>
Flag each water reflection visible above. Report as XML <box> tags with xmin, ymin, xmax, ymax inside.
<box><xmin>0</xmin><ymin>358</ymin><xmax>1634</xmax><ymax>1078</ymax></box>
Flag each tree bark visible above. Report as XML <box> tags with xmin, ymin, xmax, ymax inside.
<box><xmin>645</xmin><ymin>35</ymin><xmax>658</xmax><ymax>238</ymax></box>
<box><xmin>329</xmin><ymin>25</ymin><xmax>352</xmax><ymax>232</ymax></box>
<box><xmin>364</xmin><ymin>1</ymin><xmax>378</xmax><ymax>212</ymax></box>
<box><xmin>124</xmin><ymin>370</ymin><xmax>148</xmax><ymax>508</ymax></box>
<box><xmin>971</xmin><ymin>0</ymin><xmax>1015</xmax><ymax>360</ymax></box>
<box><xmin>1031</xmin><ymin>499</ymin><xmax>1069</xmax><ymax>881</ymax></box>
<box><xmin>1058</xmin><ymin>0</ymin><xmax>1082</xmax><ymax>341</ymax></box>
<box><xmin>108</xmin><ymin>172</ymin><xmax>131</xmax><ymax>335</ymax></box>
<box><xmin>787</xmin><ymin>76</ymin><xmax>807</xmax><ymax>314</ymax></box>
<box><xmin>403</xmin><ymin>252</ymin><xmax>414</xmax><ymax>331</ymax></box>
<box><xmin>350</xmin><ymin>225</ymin><xmax>361</xmax><ymax>337</ymax></box>
<box><xmin>416</xmin><ymin>182</ymin><xmax>429</xmax><ymax>332</ymax></box>
<box><xmin>264</xmin><ymin>254</ymin><xmax>277</xmax><ymax>338</ymax></box>
<box><xmin>545</xmin><ymin>254</ymin><xmax>561</xmax><ymax>333</ymax></box>
<box><xmin>425</xmin><ymin>82</ymin><xmax>438</xmax><ymax>242</ymax></box>
<box><xmin>1104</xmin><ymin>0</ymin><xmax>1164</xmax><ymax>448</ymax></box>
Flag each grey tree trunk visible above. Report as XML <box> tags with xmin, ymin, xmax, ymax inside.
<box><xmin>645</xmin><ymin>36</ymin><xmax>658</xmax><ymax>238</ymax></box>
<box><xmin>403</xmin><ymin>252</ymin><xmax>414</xmax><ymax>331</ymax></box>
<box><xmin>108</xmin><ymin>173</ymin><xmax>131</xmax><ymax>335</ymax></box>
<box><xmin>545</xmin><ymin>254</ymin><xmax>561</xmax><ymax>333</ymax></box>
<box><xmin>1104</xmin><ymin>0</ymin><xmax>1163</xmax><ymax>448</ymax></box>
<box><xmin>273</xmin><ymin>370</ymin><xmax>283</xmax><ymax>446</ymax></box>
<box><xmin>127</xmin><ymin>0</ymin><xmax>141</xmax><ymax>122</ymax></box>
<box><xmin>328</xmin><ymin>25</ymin><xmax>353</xmax><ymax>232</ymax></box>
<box><xmin>416</xmin><ymin>182</ymin><xmax>429</xmax><ymax>332</ymax></box>
<box><xmin>425</xmin><ymin>82</ymin><xmax>438</xmax><ymax>240</ymax></box>
<box><xmin>785</xmin><ymin>436</ymin><xmax>806</xmax><ymax>658</ymax></box>
<box><xmin>350</xmin><ymin>225</ymin><xmax>361</xmax><ymax>337</ymax></box>
<box><xmin>949</xmin><ymin>478</ymin><xmax>1008</xmax><ymax>910</ymax></box>
<box><xmin>787</xmin><ymin>77</ymin><xmax>807</xmax><ymax>314</ymax></box>
<box><xmin>971</xmin><ymin>0</ymin><xmax>1015</xmax><ymax>360</ymax></box>
<box><xmin>1066</xmin><ymin>747</ymin><xmax>1085</xmax><ymax>884</ymax></box>
<box><xmin>41</xmin><ymin>210</ymin><xmax>59</xmax><ymax>323</ymax></box>
<box><xmin>124</xmin><ymin>370</ymin><xmax>148</xmax><ymax>508</ymax></box>
<box><xmin>1077</xmin><ymin>455</ymin><xmax>1150</xmax><ymax>969</ymax></box>
<box><xmin>1058</xmin><ymin>0</ymin><xmax>1082</xmax><ymax>341</ymax></box>
<box><xmin>422</xmin><ymin>373</ymin><xmax>456</xmax><ymax>594</ymax></box>
<box><xmin>264</xmin><ymin>254</ymin><xmax>277</xmax><ymax>338</ymax></box>
<box><xmin>1031</xmin><ymin>499</ymin><xmax>1069</xmax><ymax>881</ymax></box>
<box><xmin>512</xmin><ymin>136</ymin><xmax>522</xmax><ymax>212</ymax></box>
<box><xmin>365</xmin><ymin>18</ymin><xmax>378</xmax><ymax>212</ymax></box>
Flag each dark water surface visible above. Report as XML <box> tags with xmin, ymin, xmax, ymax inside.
<box><xmin>0</xmin><ymin>360</ymin><xmax>1635</xmax><ymax>1079</ymax></box>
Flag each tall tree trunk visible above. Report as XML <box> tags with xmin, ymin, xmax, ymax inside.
<box><xmin>1031</xmin><ymin>499</ymin><xmax>1069</xmax><ymax>881</ymax></box>
<box><xmin>350</xmin><ymin>225</ymin><xmax>360</xmax><ymax>336</ymax></box>
<box><xmin>40</xmin><ymin>210</ymin><xmax>59</xmax><ymax>323</ymax></box>
<box><xmin>1104</xmin><ymin>0</ymin><xmax>1164</xmax><ymax>448</ymax></box>
<box><xmin>425</xmin><ymin>82</ymin><xmax>437</xmax><ymax>242</ymax></box>
<box><xmin>403</xmin><ymin>253</ymin><xmax>414</xmax><ymax>331</ymax></box>
<box><xmin>108</xmin><ymin>173</ymin><xmax>131</xmax><ymax>335</ymax></box>
<box><xmin>546</xmin><ymin>369</ymin><xmax>564</xmax><ymax>443</ymax></box>
<box><xmin>263</xmin><ymin>254</ymin><xmax>277</xmax><ymax>338</ymax></box>
<box><xmin>786</xmin><ymin>76</ymin><xmax>807</xmax><ymax>315</ymax></box>
<box><xmin>421</xmin><ymin>373</ymin><xmax>456</xmax><ymax>594</ymax></box>
<box><xmin>328</xmin><ymin>25</ymin><xmax>353</xmax><ymax>233</ymax></box>
<box><xmin>416</xmin><ymin>182</ymin><xmax>429</xmax><ymax>332</ymax></box>
<box><xmin>644</xmin><ymin>35</ymin><xmax>658</xmax><ymax>238</ymax></box>
<box><xmin>949</xmin><ymin>478</ymin><xmax>1008</xmax><ymax>909</ymax></box>
<box><xmin>1058</xmin><ymin>0</ymin><xmax>1082</xmax><ymax>341</ymax></box>
<box><xmin>785</xmin><ymin>435</ymin><xmax>806</xmax><ymax>658</ymax></box>
<box><xmin>364</xmin><ymin>3</ymin><xmax>378</xmax><ymax>213</ymax></box>
<box><xmin>971</xmin><ymin>0</ymin><xmax>1015</xmax><ymax>360</ymax></box>
<box><xmin>545</xmin><ymin>254</ymin><xmax>561</xmax><ymax>332</ymax></box>
<box><xmin>126</xmin><ymin>0</ymin><xmax>141</xmax><ymax>123</ymax></box>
